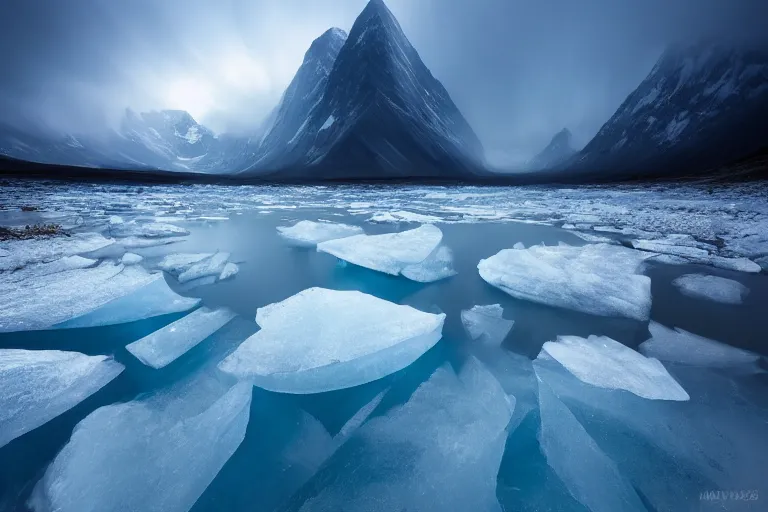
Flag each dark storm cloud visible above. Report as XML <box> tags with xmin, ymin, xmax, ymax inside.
<box><xmin>1</xmin><ymin>0</ymin><xmax>765</xmax><ymax>163</ymax></box>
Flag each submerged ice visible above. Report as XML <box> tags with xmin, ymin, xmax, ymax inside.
<box><xmin>317</xmin><ymin>224</ymin><xmax>454</xmax><ymax>282</ymax></box>
<box><xmin>219</xmin><ymin>287</ymin><xmax>445</xmax><ymax>393</ymax></box>
<box><xmin>539</xmin><ymin>335</ymin><xmax>689</xmax><ymax>401</ymax></box>
<box><xmin>0</xmin><ymin>349</ymin><xmax>124</xmax><ymax>448</ymax></box>
<box><xmin>293</xmin><ymin>358</ymin><xmax>512</xmax><ymax>512</ymax></box>
<box><xmin>461</xmin><ymin>304</ymin><xmax>514</xmax><ymax>346</ymax></box>
<box><xmin>478</xmin><ymin>243</ymin><xmax>652</xmax><ymax>321</ymax></box>
<box><xmin>30</xmin><ymin>377</ymin><xmax>252</xmax><ymax>512</ymax></box>
<box><xmin>672</xmin><ymin>273</ymin><xmax>749</xmax><ymax>304</ymax></box>
<box><xmin>127</xmin><ymin>307</ymin><xmax>236</xmax><ymax>369</ymax></box>
<box><xmin>278</xmin><ymin>220</ymin><xmax>364</xmax><ymax>247</ymax></box>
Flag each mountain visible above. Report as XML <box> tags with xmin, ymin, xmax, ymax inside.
<box><xmin>527</xmin><ymin>128</ymin><xmax>576</xmax><ymax>171</ymax></box>
<box><xmin>246</xmin><ymin>0</ymin><xmax>485</xmax><ymax>179</ymax></box>
<box><xmin>571</xmin><ymin>42</ymin><xmax>768</xmax><ymax>177</ymax></box>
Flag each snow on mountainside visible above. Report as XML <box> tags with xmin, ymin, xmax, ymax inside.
<box><xmin>573</xmin><ymin>42</ymin><xmax>768</xmax><ymax>177</ymax></box>
<box><xmin>527</xmin><ymin>128</ymin><xmax>577</xmax><ymax>171</ymax></box>
<box><xmin>245</xmin><ymin>0</ymin><xmax>485</xmax><ymax>179</ymax></box>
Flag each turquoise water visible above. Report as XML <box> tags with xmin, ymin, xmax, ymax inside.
<box><xmin>1</xmin><ymin>210</ymin><xmax>767</xmax><ymax>511</ymax></box>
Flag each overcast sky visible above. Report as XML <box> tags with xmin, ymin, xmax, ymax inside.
<box><xmin>1</xmin><ymin>0</ymin><xmax>766</xmax><ymax>165</ymax></box>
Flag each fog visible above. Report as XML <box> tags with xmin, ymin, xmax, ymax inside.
<box><xmin>1</xmin><ymin>0</ymin><xmax>765</xmax><ymax>165</ymax></box>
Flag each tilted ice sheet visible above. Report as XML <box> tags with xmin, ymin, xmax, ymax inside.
<box><xmin>400</xmin><ymin>245</ymin><xmax>457</xmax><ymax>283</ymax></box>
<box><xmin>0</xmin><ymin>233</ymin><xmax>113</xmax><ymax>272</ymax></box>
<box><xmin>478</xmin><ymin>243</ymin><xmax>653</xmax><ymax>321</ymax></box>
<box><xmin>54</xmin><ymin>274</ymin><xmax>200</xmax><ymax>329</ymax></box>
<box><xmin>461</xmin><ymin>304</ymin><xmax>514</xmax><ymax>346</ymax></box>
<box><xmin>178</xmin><ymin>253</ymin><xmax>231</xmax><ymax>283</ymax></box>
<box><xmin>277</xmin><ymin>220</ymin><xmax>364</xmax><ymax>247</ymax></box>
<box><xmin>127</xmin><ymin>307</ymin><xmax>236</xmax><ymax>369</ymax></box>
<box><xmin>536</xmin><ymin>378</ymin><xmax>647</xmax><ymax>512</ymax></box>
<box><xmin>2</xmin><ymin>256</ymin><xmax>97</xmax><ymax>284</ymax></box>
<box><xmin>639</xmin><ymin>321</ymin><xmax>762</xmax><ymax>368</ymax></box>
<box><xmin>317</xmin><ymin>224</ymin><xmax>443</xmax><ymax>278</ymax></box>
<box><xmin>157</xmin><ymin>253</ymin><xmax>214</xmax><ymax>276</ymax></box>
<box><xmin>0</xmin><ymin>349</ymin><xmax>124</xmax><ymax>448</ymax></box>
<box><xmin>294</xmin><ymin>358</ymin><xmax>512</xmax><ymax>512</ymax></box>
<box><xmin>672</xmin><ymin>273</ymin><xmax>749</xmax><ymax>304</ymax></box>
<box><xmin>539</xmin><ymin>335</ymin><xmax>689</xmax><ymax>401</ymax></box>
<box><xmin>0</xmin><ymin>263</ymin><xmax>167</xmax><ymax>332</ymax></box>
<box><xmin>30</xmin><ymin>377</ymin><xmax>252</xmax><ymax>512</ymax></box>
<box><xmin>219</xmin><ymin>287</ymin><xmax>445</xmax><ymax>394</ymax></box>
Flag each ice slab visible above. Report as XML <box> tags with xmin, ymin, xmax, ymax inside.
<box><xmin>367</xmin><ymin>210</ymin><xmax>443</xmax><ymax>224</ymax></box>
<box><xmin>540</xmin><ymin>335</ymin><xmax>689</xmax><ymax>401</ymax></box>
<box><xmin>400</xmin><ymin>245</ymin><xmax>456</xmax><ymax>283</ymax></box>
<box><xmin>3</xmin><ymin>256</ymin><xmax>97</xmax><ymax>284</ymax></box>
<box><xmin>219</xmin><ymin>262</ymin><xmax>239</xmax><ymax>280</ymax></box>
<box><xmin>178</xmin><ymin>252</ymin><xmax>230</xmax><ymax>283</ymax></box>
<box><xmin>0</xmin><ymin>263</ymin><xmax>169</xmax><ymax>332</ymax></box>
<box><xmin>635</xmin><ymin>236</ymin><xmax>762</xmax><ymax>273</ymax></box>
<box><xmin>512</xmin><ymin>242</ymin><xmax>525</xmax><ymax>249</ymax></box>
<box><xmin>672</xmin><ymin>273</ymin><xmax>749</xmax><ymax>304</ymax></box>
<box><xmin>120</xmin><ymin>252</ymin><xmax>143</xmax><ymax>265</ymax></box>
<box><xmin>317</xmin><ymin>224</ymin><xmax>444</xmax><ymax>280</ymax></box>
<box><xmin>0</xmin><ymin>349</ymin><xmax>124</xmax><ymax>448</ymax></box>
<box><xmin>639</xmin><ymin>321</ymin><xmax>762</xmax><ymax>368</ymax></box>
<box><xmin>117</xmin><ymin>236</ymin><xmax>181</xmax><ymax>249</ymax></box>
<box><xmin>536</xmin><ymin>378</ymin><xmax>647</xmax><ymax>512</ymax></box>
<box><xmin>0</xmin><ymin>233</ymin><xmax>113</xmax><ymax>272</ymax></box>
<box><xmin>461</xmin><ymin>304</ymin><xmax>514</xmax><ymax>346</ymax></box>
<box><xmin>108</xmin><ymin>220</ymin><xmax>189</xmax><ymax>239</ymax></box>
<box><xmin>127</xmin><ymin>307</ymin><xmax>236</xmax><ymax>369</ymax></box>
<box><xmin>54</xmin><ymin>275</ymin><xmax>200</xmax><ymax>329</ymax></box>
<box><xmin>219</xmin><ymin>287</ymin><xmax>445</xmax><ymax>394</ymax></box>
<box><xmin>157</xmin><ymin>253</ymin><xmax>214</xmax><ymax>276</ymax></box>
<box><xmin>478</xmin><ymin>243</ymin><xmax>652</xmax><ymax>321</ymax></box>
<box><xmin>294</xmin><ymin>358</ymin><xmax>512</xmax><ymax>512</ymax></box>
<box><xmin>277</xmin><ymin>220</ymin><xmax>363</xmax><ymax>247</ymax></box>
<box><xmin>30</xmin><ymin>377</ymin><xmax>251</xmax><ymax>512</ymax></box>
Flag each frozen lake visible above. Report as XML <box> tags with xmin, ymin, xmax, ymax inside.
<box><xmin>1</xmin><ymin>180</ymin><xmax>767</xmax><ymax>511</ymax></box>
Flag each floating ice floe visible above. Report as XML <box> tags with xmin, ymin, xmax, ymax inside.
<box><xmin>107</xmin><ymin>219</ymin><xmax>189</xmax><ymax>239</ymax></box>
<box><xmin>0</xmin><ymin>349</ymin><xmax>124</xmax><ymax>448</ymax></box>
<box><xmin>120</xmin><ymin>253</ymin><xmax>143</xmax><ymax>265</ymax></box>
<box><xmin>633</xmin><ymin>235</ymin><xmax>761</xmax><ymax>273</ymax></box>
<box><xmin>536</xmin><ymin>379</ymin><xmax>647</xmax><ymax>512</ymax></box>
<box><xmin>461</xmin><ymin>304</ymin><xmax>514</xmax><ymax>346</ymax></box>
<box><xmin>29</xmin><ymin>377</ymin><xmax>252</xmax><ymax>512</ymax></box>
<box><xmin>277</xmin><ymin>220</ymin><xmax>363</xmax><ymax>247</ymax></box>
<box><xmin>672</xmin><ymin>273</ymin><xmax>749</xmax><ymax>304</ymax></box>
<box><xmin>0</xmin><ymin>232</ymin><xmax>113</xmax><ymax>272</ymax></box>
<box><xmin>0</xmin><ymin>263</ymin><xmax>180</xmax><ymax>332</ymax></box>
<box><xmin>538</xmin><ymin>335</ymin><xmax>689</xmax><ymax>401</ymax></box>
<box><xmin>55</xmin><ymin>275</ymin><xmax>200</xmax><ymax>330</ymax></box>
<box><xmin>512</xmin><ymin>242</ymin><xmax>525</xmax><ymax>249</ymax></box>
<box><xmin>367</xmin><ymin>210</ymin><xmax>443</xmax><ymax>224</ymax></box>
<box><xmin>318</xmin><ymin>224</ymin><xmax>454</xmax><ymax>282</ymax></box>
<box><xmin>219</xmin><ymin>287</ymin><xmax>445</xmax><ymax>394</ymax></box>
<box><xmin>478</xmin><ymin>243</ymin><xmax>652</xmax><ymax>321</ymax></box>
<box><xmin>117</xmin><ymin>236</ymin><xmax>182</xmax><ymax>249</ymax></box>
<box><xmin>127</xmin><ymin>308</ymin><xmax>236</xmax><ymax>369</ymax></box>
<box><xmin>639</xmin><ymin>321</ymin><xmax>762</xmax><ymax>368</ymax></box>
<box><xmin>292</xmin><ymin>358</ymin><xmax>512</xmax><ymax>512</ymax></box>
<box><xmin>157</xmin><ymin>252</ymin><xmax>235</xmax><ymax>283</ymax></box>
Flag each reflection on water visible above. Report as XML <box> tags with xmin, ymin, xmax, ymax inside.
<box><xmin>1</xmin><ymin>209</ymin><xmax>767</xmax><ymax>512</ymax></box>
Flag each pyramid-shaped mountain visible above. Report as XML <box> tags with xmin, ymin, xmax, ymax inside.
<box><xmin>571</xmin><ymin>41</ymin><xmax>768</xmax><ymax>177</ymax></box>
<box><xmin>245</xmin><ymin>0</ymin><xmax>485</xmax><ymax>179</ymax></box>
<box><xmin>527</xmin><ymin>128</ymin><xmax>576</xmax><ymax>171</ymax></box>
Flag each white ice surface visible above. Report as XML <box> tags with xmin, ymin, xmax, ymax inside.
<box><xmin>178</xmin><ymin>253</ymin><xmax>231</xmax><ymax>283</ymax></box>
<box><xmin>0</xmin><ymin>349</ymin><xmax>124</xmax><ymax>448</ymax></box>
<box><xmin>540</xmin><ymin>335</ymin><xmax>689</xmax><ymax>401</ymax></box>
<box><xmin>30</xmin><ymin>377</ymin><xmax>251</xmax><ymax>512</ymax></box>
<box><xmin>639</xmin><ymin>321</ymin><xmax>762</xmax><ymax>368</ymax></box>
<box><xmin>0</xmin><ymin>233</ymin><xmax>113</xmax><ymax>272</ymax></box>
<box><xmin>54</xmin><ymin>274</ymin><xmax>200</xmax><ymax>329</ymax></box>
<box><xmin>219</xmin><ymin>287</ymin><xmax>445</xmax><ymax>394</ymax></box>
<box><xmin>277</xmin><ymin>220</ymin><xmax>363</xmax><ymax>247</ymax></box>
<box><xmin>672</xmin><ymin>273</ymin><xmax>749</xmax><ymax>304</ymax></box>
<box><xmin>2</xmin><ymin>256</ymin><xmax>97</xmax><ymax>284</ymax></box>
<box><xmin>127</xmin><ymin>308</ymin><xmax>236</xmax><ymax>369</ymax></box>
<box><xmin>478</xmin><ymin>243</ymin><xmax>652</xmax><ymax>321</ymax></box>
<box><xmin>108</xmin><ymin>221</ymin><xmax>189</xmax><ymax>239</ymax></box>
<box><xmin>400</xmin><ymin>245</ymin><xmax>456</xmax><ymax>283</ymax></box>
<box><xmin>296</xmin><ymin>358</ymin><xmax>512</xmax><ymax>512</ymax></box>
<box><xmin>219</xmin><ymin>262</ymin><xmax>239</xmax><ymax>280</ymax></box>
<box><xmin>120</xmin><ymin>253</ymin><xmax>143</xmax><ymax>265</ymax></box>
<box><xmin>461</xmin><ymin>304</ymin><xmax>514</xmax><ymax>346</ymax></box>
<box><xmin>0</xmin><ymin>263</ymin><xmax>169</xmax><ymax>332</ymax></box>
<box><xmin>157</xmin><ymin>253</ymin><xmax>213</xmax><ymax>276</ymax></box>
<box><xmin>317</xmin><ymin>224</ymin><xmax>443</xmax><ymax>279</ymax></box>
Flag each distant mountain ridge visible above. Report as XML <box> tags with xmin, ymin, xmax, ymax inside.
<box><xmin>569</xmin><ymin>41</ymin><xmax>768</xmax><ymax>177</ymax></box>
<box><xmin>527</xmin><ymin>128</ymin><xmax>576</xmax><ymax>171</ymax></box>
